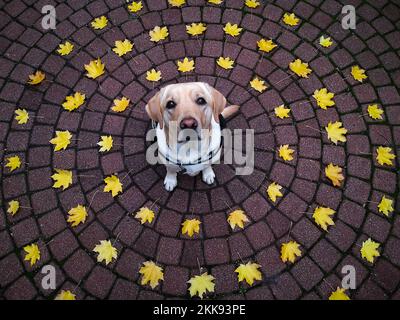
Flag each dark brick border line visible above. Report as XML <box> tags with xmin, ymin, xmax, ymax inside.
<box><xmin>0</xmin><ymin>0</ymin><xmax>399</xmax><ymax>300</ymax></box>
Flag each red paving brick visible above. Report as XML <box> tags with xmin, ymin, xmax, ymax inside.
<box><xmin>0</xmin><ymin>0</ymin><xmax>399</xmax><ymax>300</ymax></box>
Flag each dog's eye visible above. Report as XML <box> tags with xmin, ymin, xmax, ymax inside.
<box><xmin>196</xmin><ymin>97</ymin><xmax>207</xmax><ymax>105</ymax></box>
<box><xmin>166</xmin><ymin>101</ymin><xmax>176</xmax><ymax>109</ymax></box>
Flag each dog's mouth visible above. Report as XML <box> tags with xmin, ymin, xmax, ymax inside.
<box><xmin>177</xmin><ymin>128</ymin><xmax>202</xmax><ymax>143</ymax></box>
<box><xmin>177</xmin><ymin>135</ymin><xmax>201</xmax><ymax>143</ymax></box>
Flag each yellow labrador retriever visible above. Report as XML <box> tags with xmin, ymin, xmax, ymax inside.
<box><xmin>146</xmin><ymin>82</ymin><xmax>239</xmax><ymax>191</ymax></box>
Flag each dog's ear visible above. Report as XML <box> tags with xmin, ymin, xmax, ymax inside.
<box><xmin>145</xmin><ymin>92</ymin><xmax>163</xmax><ymax>128</ymax></box>
<box><xmin>208</xmin><ymin>86</ymin><xmax>226</xmax><ymax>123</ymax></box>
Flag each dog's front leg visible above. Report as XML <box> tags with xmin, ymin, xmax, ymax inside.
<box><xmin>164</xmin><ymin>167</ymin><xmax>178</xmax><ymax>191</ymax></box>
<box><xmin>202</xmin><ymin>166</ymin><xmax>215</xmax><ymax>185</ymax></box>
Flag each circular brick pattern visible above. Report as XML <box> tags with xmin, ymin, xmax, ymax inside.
<box><xmin>1</xmin><ymin>0</ymin><xmax>400</xmax><ymax>300</ymax></box>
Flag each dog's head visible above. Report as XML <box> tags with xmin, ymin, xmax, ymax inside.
<box><xmin>145</xmin><ymin>82</ymin><xmax>226</xmax><ymax>141</ymax></box>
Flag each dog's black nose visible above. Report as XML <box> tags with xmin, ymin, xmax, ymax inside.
<box><xmin>180</xmin><ymin>117</ymin><xmax>198</xmax><ymax>129</ymax></box>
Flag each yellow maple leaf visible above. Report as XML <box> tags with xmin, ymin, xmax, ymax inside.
<box><xmin>351</xmin><ymin>65</ymin><xmax>367</xmax><ymax>82</ymax></box>
<box><xmin>7</xmin><ymin>200</ymin><xmax>20</xmax><ymax>216</ymax></box>
<box><xmin>146</xmin><ymin>69</ymin><xmax>162</xmax><ymax>82</ymax></box>
<box><xmin>329</xmin><ymin>287</ymin><xmax>350</xmax><ymax>300</ymax></box>
<box><xmin>51</xmin><ymin>169</ymin><xmax>73</xmax><ymax>190</ymax></box>
<box><xmin>250</xmin><ymin>77</ymin><xmax>267</xmax><ymax>93</ymax></box>
<box><xmin>186</xmin><ymin>23</ymin><xmax>207</xmax><ymax>36</ymax></box>
<box><xmin>325</xmin><ymin>121</ymin><xmax>347</xmax><ymax>145</ymax></box>
<box><xmin>188</xmin><ymin>272</ymin><xmax>215</xmax><ymax>299</ymax></box>
<box><xmin>91</xmin><ymin>16</ymin><xmax>108</xmax><ymax>30</ymax></box>
<box><xmin>227</xmin><ymin>210</ymin><xmax>249</xmax><ymax>230</ymax></box>
<box><xmin>93</xmin><ymin>240</ymin><xmax>118</xmax><ymax>265</ymax></box>
<box><xmin>139</xmin><ymin>261</ymin><xmax>164</xmax><ymax>289</ymax></box>
<box><xmin>278</xmin><ymin>145</ymin><xmax>294</xmax><ymax>161</ymax></box>
<box><xmin>208</xmin><ymin>0</ymin><xmax>223</xmax><ymax>4</ymax></box>
<box><xmin>50</xmin><ymin>130</ymin><xmax>72</xmax><ymax>151</ymax></box>
<box><xmin>62</xmin><ymin>92</ymin><xmax>85</xmax><ymax>112</ymax></box>
<box><xmin>281</xmin><ymin>241</ymin><xmax>301</xmax><ymax>263</ymax></box>
<box><xmin>149</xmin><ymin>26</ymin><xmax>169</xmax><ymax>42</ymax></box>
<box><xmin>15</xmin><ymin>108</ymin><xmax>29</xmax><ymax>124</ymax></box>
<box><xmin>245</xmin><ymin>0</ymin><xmax>260</xmax><ymax>8</ymax></box>
<box><xmin>55</xmin><ymin>290</ymin><xmax>76</xmax><ymax>300</ymax></box>
<box><xmin>24</xmin><ymin>243</ymin><xmax>41</xmax><ymax>266</ymax></box>
<box><xmin>367</xmin><ymin>104</ymin><xmax>384</xmax><ymax>120</ymax></box>
<box><xmin>111</xmin><ymin>97</ymin><xmax>130</xmax><ymax>112</ymax></box>
<box><xmin>57</xmin><ymin>41</ymin><xmax>74</xmax><ymax>56</ymax></box>
<box><xmin>5</xmin><ymin>155</ymin><xmax>21</xmax><ymax>172</ymax></box>
<box><xmin>274</xmin><ymin>104</ymin><xmax>291</xmax><ymax>119</ymax></box>
<box><xmin>360</xmin><ymin>238</ymin><xmax>380</xmax><ymax>263</ymax></box>
<box><xmin>235</xmin><ymin>262</ymin><xmax>262</xmax><ymax>286</ymax></box>
<box><xmin>168</xmin><ymin>0</ymin><xmax>186</xmax><ymax>6</ymax></box>
<box><xmin>135</xmin><ymin>207</ymin><xmax>155</xmax><ymax>224</ymax></box>
<box><xmin>282</xmin><ymin>12</ymin><xmax>299</xmax><ymax>26</ymax></box>
<box><xmin>128</xmin><ymin>1</ymin><xmax>143</xmax><ymax>13</ymax></box>
<box><xmin>113</xmin><ymin>39</ymin><xmax>134</xmax><ymax>57</ymax></box>
<box><xmin>98</xmin><ymin>135</ymin><xmax>113</xmax><ymax>152</ymax></box>
<box><xmin>216</xmin><ymin>56</ymin><xmax>234</xmax><ymax>69</ymax></box>
<box><xmin>182</xmin><ymin>218</ymin><xmax>201</xmax><ymax>237</ymax></box>
<box><xmin>27</xmin><ymin>70</ymin><xmax>45</xmax><ymax>85</ymax></box>
<box><xmin>223</xmin><ymin>22</ymin><xmax>242</xmax><ymax>37</ymax></box>
<box><xmin>325</xmin><ymin>163</ymin><xmax>344</xmax><ymax>187</ymax></box>
<box><xmin>313</xmin><ymin>88</ymin><xmax>335</xmax><ymax>110</ymax></box>
<box><xmin>84</xmin><ymin>58</ymin><xmax>105</xmax><ymax>79</ymax></box>
<box><xmin>319</xmin><ymin>36</ymin><xmax>333</xmax><ymax>48</ymax></box>
<box><xmin>103</xmin><ymin>175</ymin><xmax>123</xmax><ymax>197</ymax></box>
<box><xmin>376</xmin><ymin>146</ymin><xmax>396</xmax><ymax>166</ymax></box>
<box><xmin>313</xmin><ymin>206</ymin><xmax>335</xmax><ymax>231</ymax></box>
<box><xmin>378</xmin><ymin>195</ymin><xmax>393</xmax><ymax>217</ymax></box>
<box><xmin>267</xmin><ymin>182</ymin><xmax>283</xmax><ymax>202</ymax></box>
<box><xmin>289</xmin><ymin>59</ymin><xmax>312</xmax><ymax>78</ymax></box>
<box><xmin>257</xmin><ymin>38</ymin><xmax>277</xmax><ymax>53</ymax></box>
<box><xmin>177</xmin><ymin>57</ymin><xmax>195</xmax><ymax>73</ymax></box>
<box><xmin>67</xmin><ymin>205</ymin><xmax>88</xmax><ymax>227</ymax></box>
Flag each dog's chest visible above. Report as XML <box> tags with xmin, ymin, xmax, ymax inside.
<box><xmin>170</xmin><ymin>162</ymin><xmax>209</xmax><ymax>176</ymax></box>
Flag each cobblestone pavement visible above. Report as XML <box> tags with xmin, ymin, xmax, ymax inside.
<box><xmin>1</xmin><ymin>0</ymin><xmax>400</xmax><ymax>300</ymax></box>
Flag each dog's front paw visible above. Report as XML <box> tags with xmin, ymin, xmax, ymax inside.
<box><xmin>202</xmin><ymin>167</ymin><xmax>215</xmax><ymax>185</ymax></box>
<box><xmin>164</xmin><ymin>174</ymin><xmax>177</xmax><ymax>191</ymax></box>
